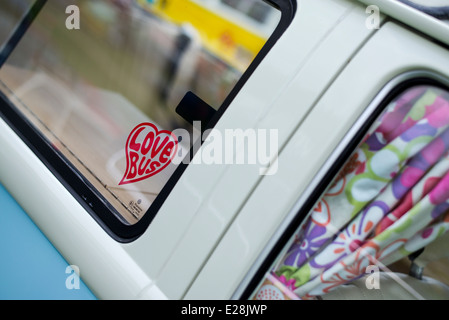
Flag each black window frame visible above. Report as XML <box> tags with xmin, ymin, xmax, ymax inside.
<box><xmin>0</xmin><ymin>0</ymin><xmax>297</xmax><ymax>242</ymax></box>
<box><xmin>236</xmin><ymin>73</ymin><xmax>449</xmax><ymax>299</ymax></box>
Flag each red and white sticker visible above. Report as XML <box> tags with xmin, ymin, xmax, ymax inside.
<box><xmin>119</xmin><ymin>123</ymin><xmax>178</xmax><ymax>185</ymax></box>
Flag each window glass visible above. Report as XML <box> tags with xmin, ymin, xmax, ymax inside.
<box><xmin>221</xmin><ymin>0</ymin><xmax>274</xmax><ymax>24</ymax></box>
<box><xmin>221</xmin><ymin>0</ymin><xmax>240</xmax><ymax>9</ymax></box>
<box><xmin>252</xmin><ymin>84</ymin><xmax>449</xmax><ymax>300</ymax></box>
<box><xmin>0</xmin><ymin>0</ymin><xmax>281</xmax><ymax>225</ymax></box>
<box><xmin>247</xmin><ymin>2</ymin><xmax>272</xmax><ymax>24</ymax></box>
<box><xmin>0</xmin><ymin>0</ymin><xmax>35</xmax><ymax>48</ymax></box>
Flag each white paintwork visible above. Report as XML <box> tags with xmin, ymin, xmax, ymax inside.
<box><xmin>185</xmin><ymin>21</ymin><xmax>449</xmax><ymax>299</ymax></box>
<box><xmin>1</xmin><ymin>0</ymin><xmax>449</xmax><ymax>300</ymax></box>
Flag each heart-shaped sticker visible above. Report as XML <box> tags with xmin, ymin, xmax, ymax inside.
<box><xmin>119</xmin><ymin>123</ymin><xmax>179</xmax><ymax>185</ymax></box>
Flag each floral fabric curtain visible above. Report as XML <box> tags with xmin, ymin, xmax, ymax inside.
<box><xmin>255</xmin><ymin>85</ymin><xmax>449</xmax><ymax>300</ymax></box>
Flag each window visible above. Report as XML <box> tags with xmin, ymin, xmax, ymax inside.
<box><xmin>249</xmin><ymin>81</ymin><xmax>449</xmax><ymax>300</ymax></box>
<box><xmin>221</xmin><ymin>0</ymin><xmax>274</xmax><ymax>24</ymax></box>
<box><xmin>0</xmin><ymin>0</ymin><xmax>293</xmax><ymax>240</ymax></box>
<box><xmin>0</xmin><ymin>0</ymin><xmax>35</xmax><ymax>50</ymax></box>
<box><xmin>399</xmin><ymin>0</ymin><xmax>449</xmax><ymax>22</ymax></box>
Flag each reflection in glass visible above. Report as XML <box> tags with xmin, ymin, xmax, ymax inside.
<box><xmin>0</xmin><ymin>0</ymin><xmax>280</xmax><ymax>224</ymax></box>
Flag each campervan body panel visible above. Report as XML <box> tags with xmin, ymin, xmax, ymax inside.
<box><xmin>1</xmin><ymin>0</ymin><xmax>449</xmax><ymax>300</ymax></box>
<box><xmin>186</xmin><ymin>19</ymin><xmax>449</xmax><ymax>298</ymax></box>
<box><xmin>0</xmin><ymin>0</ymin><xmax>372</xmax><ymax>299</ymax></box>
<box><xmin>127</xmin><ymin>0</ymin><xmax>379</xmax><ymax>299</ymax></box>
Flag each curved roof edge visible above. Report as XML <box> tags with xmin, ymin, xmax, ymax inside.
<box><xmin>357</xmin><ymin>0</ymin><xmax>449</xmax><ymax>46</ymax></box>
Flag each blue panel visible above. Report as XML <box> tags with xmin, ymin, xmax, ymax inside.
<box><xmin>0</xmin><ymin>183</ymin><xmax>97</xmax><ymax>300</ymax></box>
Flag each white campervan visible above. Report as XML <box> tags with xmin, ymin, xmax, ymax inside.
<box><xmin>0</xmin><ymin>0</ymin><xmax>449</xmax><ymax>300</ymax></box>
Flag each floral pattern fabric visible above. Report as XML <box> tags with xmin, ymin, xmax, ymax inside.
<box><xmin>254</xmin><ymin>85</ymin><xmax>449</xmax><ymax>300</ymax></box>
